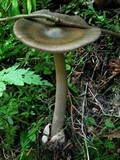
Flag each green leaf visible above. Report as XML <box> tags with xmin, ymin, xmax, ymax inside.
<box><xmin>23</xmin><ymin>72</ymin><xmax>42</xmax><ymax>85</ymax></box>
<box><xmin>22</xmin><ymin>0</ymin><xmax>27</xmax><ymax>13</ymax></box>
<box><xmin>27</xmin><ymin>0</ymin><xmax>32</xmax><ymax>13</ymax></box>
<box><xmin>0</xmin><ymin>81</ymin><xmax>6</xmax><ymax>96</ymax></box>
<box><xmin>105</xmin><ymin>120</ymin><xmax>115</xmax><ymax>129</ymax></box>
<box><xmin>86</xmin><ymin>117</ymin><xmax>96</xmax><ymax>126</ymax></box>
<box><xmin>68</xmin><ymin>82</ymin><xmax>78</xmax><ymax>93</ymax></box>
<box><xmin>7</xmin><ymin>116</ymin><xmax>14</xmax><ymax>125</ymax></box>
<box><xmin>2</xmin><ymin>71</ymin><xmax>24</xmax><ymax>86</ymax></box>
<box><xmin>29</xmin><ymin>134</ymin><xmax>36</xmax><ymax>142</ymax></box>
<box><xmin>43</xmin><ymin>67</ymin><xmax>52</xmax><ymax>75</ymax></box>
<box><xmin>66</xmin><ymin>64</ymin><xmax>71</xmax><ymax>71</ymax></box>
<box><xmin>0</xmin><ymin>64</ymin><xmax>44</xmax><ymax>87</ymax></box>
<box><xmin>43</xmin><ymin>80</ymin><xmax>53</xmax><ymax>87</ymax></box>
<box><xmin>105</xmin><ymin>140</ymin><xmax>115</xmax><ymax>149</ymax></box>
<box><xmin>97</xmin><ymin>16</ymin><xmax>105</xmax><ymax>22</ymax></box>
<box><xmin>11</xmin><ymin>0</ymin><xmax>20</xmax><ymax>15</ymax></box>
<box><xmin>0</xmin><ymin>81</ymin><xmax>6</xmax><ymax>92</ymax></box>
<box><xmin>0</xmin><ymin>126</ymin><xmax>4</xmax><ymax>130</ymax></box>
<box><xmin>0</xmin><ymin>120</ymin><xmax>4</xmax><ymax>130</ymax></box>
<box><xmin>31</xmin><ymin>0</ymin><xmax>36</xmax><ymax>11</ymax></box>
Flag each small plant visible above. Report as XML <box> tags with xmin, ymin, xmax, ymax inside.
<box><xmin>0</xmin><ymin>64</ymin><xmax>52</xmax><ymax>96</ymax></box>
<box><xmin>17</xmin><ymin>118</ymin><xmax>45</xmax><ymax>160</ymax></box>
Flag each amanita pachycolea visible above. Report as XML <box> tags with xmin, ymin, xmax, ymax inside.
<box><xmin>13</xmin><ymin>10</ymin><xmax>101</xmax><ymax>146</ymax></box>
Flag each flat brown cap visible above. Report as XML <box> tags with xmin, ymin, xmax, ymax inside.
<box><xmin>14</xmin><ymin>10</ymin><xmax>101</xmax><ymax>53</ymax></box>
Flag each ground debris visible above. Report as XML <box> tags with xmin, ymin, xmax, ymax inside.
<box><xmin>109</xmin><ymin>59</ymin><xmax>120</xmax><ymax>76</ymax></box>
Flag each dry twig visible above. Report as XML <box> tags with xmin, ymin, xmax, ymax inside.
<box><xmin>81</xmin><ymin>82</ymin><xmax>90</xmax><ymax>160</ymax></box>
<box><xmin>88</xmin><ymin>82</ymin><xmax>106</xmax><ymax>114</ymax></box>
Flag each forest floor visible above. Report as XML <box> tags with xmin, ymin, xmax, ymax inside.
<box><xmin>0</xmin><ymin>1</ymin><xmax>120</xmax><ymax>160</ymax></box>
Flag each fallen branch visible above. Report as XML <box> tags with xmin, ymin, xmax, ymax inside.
<box><xmin>0</xmin><ymin>14</ymin><xmax>59</xmax><ymax>23</ymax></box>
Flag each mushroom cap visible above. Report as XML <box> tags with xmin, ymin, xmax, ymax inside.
<box><xmin>14</xmin><ymin>10</ymin><xmax>101</xmax><ymax>53</ymax></box>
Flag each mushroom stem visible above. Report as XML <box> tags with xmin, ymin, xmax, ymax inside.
<box><xmin>51</xmin><ymin>53</ymin><xmax>67</xmax><ymax>137</ymax></box>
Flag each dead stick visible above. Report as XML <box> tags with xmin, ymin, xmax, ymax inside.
<box><xmin>0</xmin><ymin>14</ymin><xmax>59</xmax><ymax>23</ymax></box>
<box><xmin>81</xmin><ymin>82</ymin><xmax>90</xmax><ymax>160</ymax></box>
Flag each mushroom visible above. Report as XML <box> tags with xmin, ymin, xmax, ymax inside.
<box><xmin>13</xmin><ymin>10</ymin><xmax>101</xmax><ymax>147</ymax></box>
